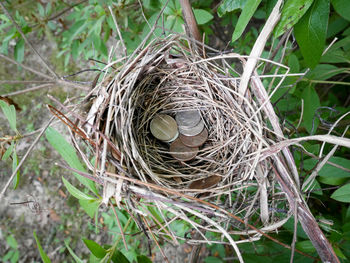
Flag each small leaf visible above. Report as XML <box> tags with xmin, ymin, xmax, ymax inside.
<box><xmin>14</xmin><ymin>38</ymin><xmax>25</xmax><ymax>64</ymax></box>
<box><xmin>12</xmin><ymin>150</ymin><xmax>20</xmax><ymax>189</ymax></box>
<box><xmin>231</xmin><ymin>0</ymin><xmax>262</xmax><ymax>43</ymax></box>
<box><xmin>204</xmin><ymin>256</ymin><xmax>223</xmax><ymax>263</ymax></box>
<box><xmin>301</xmin><ymin>85</ymin><xmax>320</xmax><ymax>134</ymax></box>
<box><xmin>0</xmin><ymin>100</ymin><xmax>17</xmax><ymax>132</ymax></box>
<box><xmin>45</xmin><ymin>127</ymin><xmax>97</xmax><ymax>194</ymax></box>
<box><xmin>193</xmin><ymin>9</ymin><xmax>213</xmax><ymax>25</ymax></box>
<box><xmin>331</xmin><ymin>0</ymin><xmax>350</xmax><ymax>21</ymax></box>
<box><xmin>66</xmin><ymin>20</ymin><xmax>88</xmax><ymax>43</ymax></box>
<box><xmin>295</xmin><ymin>240</ymin><xmax>316</xmax><ymax>253</ymax></box>
<box><xmin>65</xmin><ymin>241</ymin><xmax>84</xmax><ymax>263</ymax></box>
<box><xmin>33</xmin><ymin>231</ymin><xmax>52</xmax><ymax>263</ymax></box>
<box><xmin>217</xmin><ymin>0</ymin><xmax>247</xmax><ymax>17</ymax></box>
<box><xmin>331</xmin><ymin>184</ymin><xmax>350</xmax><ymax>202</ymax></box>
<box><xmin>274</xmin><ymin>0</ymin><xmax>314</xmax><ymax>38</ymax></box>
<box><xmin>306</xmin><ymin>64</ymin><xmax>346</xmax><ymax>81</ymax></box>
<box><xmin>79</xmin><ymin>199</ymin><xmax>101</xmax><ymax>218</ymax></box>
<box><xmin>111</xmin><ymin>250</ymin><xmax>130</xmax><ymax>263</ymax></box>
<box><xmin>137</xmin><ymin>255</ymin><xmax>152</xmax><ymax>263</ymax></box>
<box><xmin>6</xmin><ymin>235</ymin><xmax>18</xmax><ymax>249</ymax></box>
<box><xmin>37</xmin><ymin>3</ymin><xmax>45</xmax><ymax>17</ymax></box>
<box><xmin>83</xmin><ymin>239</ymin><xmax>106</xmax><ymax>258</ymax></box>
<box><xmin>62</xmin><ymin>177</ymin><xmax>95</xmax><ymax>201</ymax></box>
<box><xmin>2</xmin><ymin>142</ymin><xmax>14</xmax><ymax>161</ymax></box>
<box><xmin>318</xmin><ymin>157</ymin><xmax>350</xmax><ymax>185</ymax></box>
<box><xmin>294</xmin><ymin>0</ymin><xmax>330</xmax><ymax>68</ymax></box>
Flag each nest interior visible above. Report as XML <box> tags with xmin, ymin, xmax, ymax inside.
<box><xmin>81</xmin><ymin>35</ymin><xmax>290</xmax><ymax>242</ymax></box>
<box><xmin>114</xmin><ymin>38</ymin><xmax>263</xmax><ymax>189</ymax></box>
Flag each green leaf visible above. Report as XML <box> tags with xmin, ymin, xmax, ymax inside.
<box><xmin>14</xmin><ymin>38</ymin><xmax>25</xmax><ymax>64</ymax></box>
<box><xmin>294</xmin><ymin>0</ymin><xmax>330</xmax><ymax>68</ymax></box>
<box><xmin>231</xmin><ymin>0</ymin><xmax>262</xmax><ymax>43</ymax></box>
<box><xmin>217</xmin><ymin>0</ymin><xmax>247</xmax><ymax>17</ymax></box>
<box><xmin>11</xmin><ymin>250</ymin><xmax>19</xmax><ymax>263</ymax></box>
<box><xmin>2</xmin><ymin>142</ymin><xmax>14</xmax><ymax>161</ymax></box>
<box><xmin>33</xmin><ymin>231</ymin><xmax>52</xmax><ymax>263</ymax></box>
<box><xmin>137</xmin><ymin>255</ymin><xmax>152</xmax><ymax>263</ymax></box>
<box><xmin>301</xmin><ymin>85</ymin><xmax>320</xmax><ymax>134</ymax></box>
<box><xmin>64</xmin><ymin>241</ymin><xmax>84</xmax><ymax>263</ymax></box>
<box><xmin>295</xmin><ymin>240</ymin><xmax>316</xmax><ymax>253</ymax></box>
<box><xmin>331</xmin><ymin>0</ymin><xmax>350</xmax><ymax>21</ymax></box>
<box><xmin>0</xmin><ymin>100</ymin><xmax>17</xmax><ymax>132</ymax></box>
<box><xmin>83</xmin><ymin>239</ymin><xmax>106</xmax><ymax>258</ymax></box>
<box><xmin>79</xmin><ymin>199</ymin><xmax>101</xmax><ymax>218</ymax></box>
<box><xmin>318</xmin><ymin>157</ymin><xmax>350</xmax><ymax>185</ymax></box>
<box><xmin>193</xmin><ymin>9</ymin><xmax>213</xmax><ymax>25</ymax></box>
<box><xmin>12</xmin><ymin>150</ymin><xmax>20</xmax><ymax>189</ymax></box>
<box><xmin>283</xmin><ymin>217</ymin><xmax>309</xmax><ymax>239</ymax></box>
<box><xmin>305</xmin><ymin>64</ymin><xmax>347</xmax><ymax>80</ymax></box>
<box><xmin>204</xmin><ymin>256</ymin><xmax>223</xmax><ymax>263</ymax></box>
<box><xmin>274</xmin><ymin>0</ymin><xmax>314</xmax><ymax>37</ymax></box>
<box><xmin>111</xmin><ymin>250</ymin><xmax>130</xmax><ymax>263</ymax></box>
<box><xmin>6</xmin><ymin>235</ymin><xmax>18</xmax><ymax>249</ymax></box>
<box><xmin>62</xmin><ymin>177</ymin><xmax>95</xmax><ymax>201</ymax></box>
<box><xmin>37</xmin><ymin>3</ymin><xmax>45</xmax><ymax>17</ymax></box>
<box><xmin>331</xmin><ymin>184</ymin><xmax>350</xmax><ymax>202</ymax></box>
<box><xmin>45</xmin><ymin>127</ymin><xmax>97</xmax><ymax>194</ymax></box>
<box><xmin>3</xmin><ymin>250</ymin><xmax>14</xmax><ymax>262</ymax></box>
<box><xmin>66</xmin><ymin>20</ymin><xmax>88</xmax><ymax>43</ymax></box>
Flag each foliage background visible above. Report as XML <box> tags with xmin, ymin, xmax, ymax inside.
<box><xmin>0</xmin><ymin>0</ymin><xmax>350</xmax><ymax>262</ymax></box>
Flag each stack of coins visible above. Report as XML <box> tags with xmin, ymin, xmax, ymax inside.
<box><xmin>171</xmin><ymin>110</ymin><xmax>208</xmax><ymax>161</ymax></box>
<box><xmin>150</xmin><ymin>110</ymin><xmax>208</xmax><ymax>162</ymax></box>
<box><xmin>176</xmin><ymin>110</ymin><xmax>208</xmax><ymax>147</ymax></box>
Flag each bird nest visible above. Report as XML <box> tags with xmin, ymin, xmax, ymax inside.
<box><xmin>77</xmin><ymin>34</ymin><xmax>291</xmax><ymax>247</ymax></box>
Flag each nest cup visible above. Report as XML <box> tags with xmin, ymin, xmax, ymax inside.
<box><xmin>82</xmin><ymin>35</ymin><xmax>290</xmax><ymax>245</ymax></box>
<box><xmin>114</xmin><ymin>38</ymin><xmax>260</xmax><ymax>190</ymax></box>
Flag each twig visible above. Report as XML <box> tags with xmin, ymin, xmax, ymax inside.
<box><xmin>179</xmin><ymin>0</ymin><xmax>201</xmax><ymax>43</ymax></box>
<box><xmin>141</xmin><ymin>215</ymin><xmax>169</xmax><ymax>263</ymax></box>
<box><xmin>238</xmin><ymin>0</ymin><xmax>283</xmax><ymax>97</ymax></box>
<box><xmin>0</xmin><ymin>2</ymin><xmax>59</xmax><ymax>78</ymax></box>
<box><xmin>47</xmin><ymin>0</ymin><xmax>88</xmax><ymax>22</ymax></box>
<box><xmin>0</xmin><ymin>116</ymin><xmax>55</xmax><ymax>200</ymax></box>
<box><xmin>108</xmin><ymin>5</ymin><xmax>127</xmax><ymax>59</ymax></box>
<box><xmin>0</xmin><ymin>54</ymin><xmax>52</xmax><ymax>80</ymax></box>
<box><xmin>0</xmin><ymin>80</ymin><xmax>53</xmax><ymax>84</ymax></box>
<box><xmin>0</xmin><ymin>54</ymin><xmax>89</xmax><ymax>90</ymax></box>
<box><xmin>110</xmin><ymin>201</ymin><xmax>128</xmax><ymax>251</ymax></box>
<box><xmin>1</xmin><ymin>83</ymin><xmax>53</xmax><ymax>97</ymax></box>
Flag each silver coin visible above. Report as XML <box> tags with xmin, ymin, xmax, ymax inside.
<box><xmin>178</xmin><ymin>119</ymin><xmax>204</xmax><ymax>136</ymax></box>
<box><xmin>150</xmin><ymin>114</ymin><xmax>178</xmax><ymax>142</ymax></box>
<box><xmin>175</xmin><ymin>110</ymin><xmax>201</xmax><ymax>128</ymax></box>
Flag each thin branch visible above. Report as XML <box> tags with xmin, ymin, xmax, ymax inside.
<box><xmin>0</xmin><ymin>54</ymin><xmax>89</xmax><ymax>91</ymax></box>
<box><xmin>108</xmin><ymin>5</ymin><xmax>127</xmax><ymax>58</ymax></box>
<box><xmin>238</xmin><ymin>0</ymin><xmax>283</xmax><ymax>97</ymax></box>
<box><xmin>47</xmin><ymin>0</ymin><xmax>88</xmax><ymax>22</ymax></box>
<box><xmin>0</xmin><ymin>80</ymin><xmax>53</xmax><ymax>84</ymax></box>
<box><xmin>1</xmin><ymin>83</ymin><xmax>53</xmax><ymax>97</ymax></box>
<box><xmin>110</xmin><ymin>201</ymin><xmax>129</xmax><ymax>251</ymax></box>
<box><xmin>0</xmin><ymin>54</ymin><xmax>52</xmax><ymax>80</ymax></box>
<box><xmin>0</xmin><ymin>2</ymin><xmax>59</xmax><ymax>78</ymax></box>
<box><xmin>179</xmin><ymin>0</ymin><xmax>201</xmax><ymax>43</ymax></box>
<box><xmin>0</xmin><ymin>116</ymin><xmax>55</xmax><ymax>200</ymax></box>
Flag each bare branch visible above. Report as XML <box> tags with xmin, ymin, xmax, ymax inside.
<box><xmin>0</xmin><ymin>2</ymin><xmax>59</xmax><ymax>78</ymax></box>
